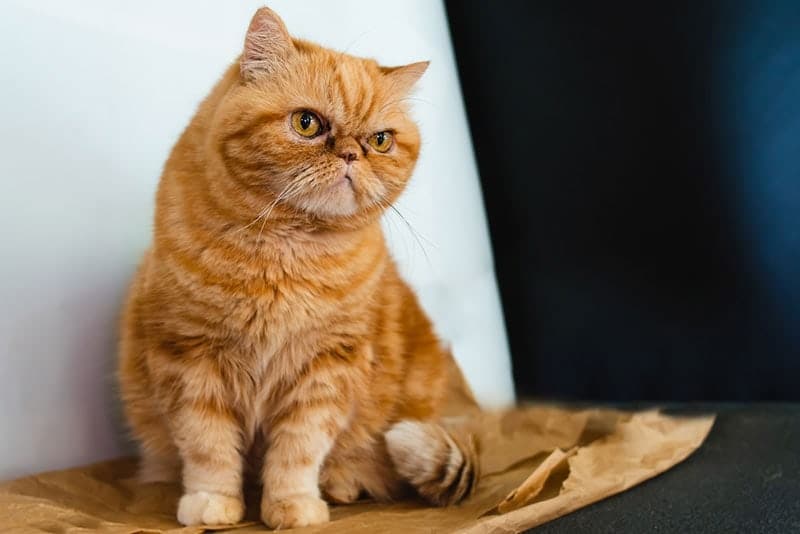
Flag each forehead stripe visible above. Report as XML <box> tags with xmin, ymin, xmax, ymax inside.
<box><xmin>356</xmin><ymin>66</ymin><xmax>376</xmax><ymax>122</ymax></box>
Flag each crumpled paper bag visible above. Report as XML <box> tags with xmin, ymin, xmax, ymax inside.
<box><xmin>0</xmin><ymin>405</ymin><xmax>713</xmax><ymax>533</ymax></box>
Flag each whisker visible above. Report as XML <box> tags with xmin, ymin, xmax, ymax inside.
<box><xmin>389</xmin><ymin>204</ymin><xmax>433</xmax><ymax>266</ymax></box>
<box><xmin>371</xmin><ymin>192</ymin><xmax>434</xmax><ymax>267</ymax></box>
<box><xmin>340</xmin><ymin>31</ymin><xmax>370</xmax><ymax>57</ymax></box>
<box><xmin>255</xmin><ymin>172</ymin><xmax>317</xmax><ymax>244</ymax></box>
<box><xmin>229</xmin><ymin>163</ymin><xmax>320</xmax><ymax>238</ymax></box>
<box><xmin>231</xmin><ymin>183</ymin><xmax>291</xmax><ymax>235</ymax></box>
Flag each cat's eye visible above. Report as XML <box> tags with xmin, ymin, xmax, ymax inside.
<box><xmin>367</xmin><ymin>131</ymin><xmax>394</xmax><ymax>153</ymax></box>
<box><xmin>291</xmin><ymin>110</ymin><xmax>323</xmax><ymax>138</ymax></box>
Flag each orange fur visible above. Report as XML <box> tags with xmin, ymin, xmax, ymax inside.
<box><xmin>118</xmin><ymin>7</ymin><xmax>478</xmax><ymax>528</ymax></box>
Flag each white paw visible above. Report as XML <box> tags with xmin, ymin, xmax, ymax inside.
<box><xmin>261</xmin><ymin>494</ymin><xmax>329</xmax><ymax>529</ymax></box>
<box><xmin>385</xmin><ymin>421</ymin><xmax>443</xmax><ymax>482</ymax></box>
<box><xmin>177</xmin><ymin>491</ymin><xmax>244</xmax><ymax>526</ymax></box>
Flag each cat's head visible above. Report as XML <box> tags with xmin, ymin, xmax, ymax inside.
<box><xmin>211</xmin><ymin>7</ymin><xmax>427</xmax><ymax>229</ymax></box>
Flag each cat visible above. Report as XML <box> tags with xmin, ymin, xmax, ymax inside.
<box><xmin>118</xmin><ymin>6</ymin><xmax>479</xmax><ymax>529</ymax></box>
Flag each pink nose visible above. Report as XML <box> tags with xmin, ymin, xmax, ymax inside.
<box><xmin>334</xmin><ymin>137</ymin><xmax>361</xmax><ymax>163</ymax></box>
<box><xmin>338</xmin><ymin>149</ymin><xmax>358</xmax><ymax>163</ymax></box>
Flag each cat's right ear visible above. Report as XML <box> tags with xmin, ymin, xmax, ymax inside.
<box><xmin>240</xmin><ymin>7</ymin><xmax>294</xmax><ymax>81</ymax></box>
<box><xmin>381</xmin><ymin>61</ymin><xmax>430</xmax><ymax>96</ymax></box>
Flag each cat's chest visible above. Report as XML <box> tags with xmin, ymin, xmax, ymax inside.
<box><xmin>235</xmin><ymin>334</ymin><xmax>321</xmax><ymax>442</ymax></box>
<box><xmin>218</xmin><ymin>260</ymin><xmax>376</xmax><ymax>342</ymax></box>
<box><xmin>221</xmin><ymin>280</ymin><xmax>344</xmax><ymax>342</ymax></box>
<box><xmin>190</xmin><ymin>227</ymin><xmax>385</xmax><ymax>338</ymax></box>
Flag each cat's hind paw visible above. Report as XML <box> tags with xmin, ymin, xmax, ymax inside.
<box><xmin>321</xmin><ymin>464</ymin><xmax>361</xmax><ymax>504</ymax></box>
<box><xmin>177</xmin><ymin>491</ymin><xmax>244</xmax><ymax>526</ymax></box>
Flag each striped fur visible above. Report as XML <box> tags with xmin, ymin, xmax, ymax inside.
<box><xmin>118</xmin><ymin>6</ymin><xmax>479</xmax><ymax>530</ymax></box>
<box><xmin>386</xmin><ymin>421</ymin><xmax>480</xmax><ymax>506</ymax></box>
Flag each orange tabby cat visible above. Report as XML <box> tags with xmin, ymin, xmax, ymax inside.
<box><xmin>118</xmin><ymin>6</ymin><xmax>479</xmax><ymax>529</ymax></box>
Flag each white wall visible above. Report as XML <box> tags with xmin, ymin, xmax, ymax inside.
<box><xmin>0</xmin><ymin>0</ymin><xmax>514</xmax><ymax>480</ymax></box>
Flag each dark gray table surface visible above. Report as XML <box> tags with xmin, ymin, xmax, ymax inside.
<box><xmin>529</xmin><ymin>404</ymin><xmax>800</xmax><ymax>533</ymax></box>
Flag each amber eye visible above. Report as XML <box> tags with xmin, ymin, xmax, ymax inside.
<box><xmin>367</xmin><ymin>131</ymin><xmax>394</xmax><ymax>153</ymax></box>
<box><xmin>291</xmin><ymin>110</ymin><xmax>323</xmax><ymax>138</ymax></box>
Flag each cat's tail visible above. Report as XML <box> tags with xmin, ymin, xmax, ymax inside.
<box><xmin>385</xmin><ymin>419</ymin><xmax>480</xmax><ymax>506</ymax></box>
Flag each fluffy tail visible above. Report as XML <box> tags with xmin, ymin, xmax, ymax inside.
<box><xmin>385</xmin><ymin>420</ymin><xmax>480</xmax><ymax>506</ymax></box>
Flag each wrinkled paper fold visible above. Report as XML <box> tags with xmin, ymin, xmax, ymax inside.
<box><xmin>0</xmin><ymin>406</ymin><xmax>713</xmax><ymax>533</ymax></box>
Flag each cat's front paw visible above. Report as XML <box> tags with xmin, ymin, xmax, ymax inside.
<box><xmin>261</xmin><ymin>494</ymin><xmax>329</xmax><ymax>529</ymax></box>
<box><xmin>177</xmin><ymin>491</ymin><xmax>244</xmax><ymax>526</ymax></box>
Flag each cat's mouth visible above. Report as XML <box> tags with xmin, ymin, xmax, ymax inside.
<box><xmin>333</xmin><ymin>173</ymin><xmax>354</xmax><ymax>189</ymax></box>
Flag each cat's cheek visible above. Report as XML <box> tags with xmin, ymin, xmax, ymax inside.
<box><xmin>356</xmin><ymin>177</ymin><xmax>389</xmax><ymax>209</ymax></box>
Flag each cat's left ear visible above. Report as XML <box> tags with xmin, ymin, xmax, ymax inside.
<box><xmin>241</xmin><ymin>7</ymin><xmax>294</xmax><ymax>81</ymax></box>
<box><xmin>381</xmin><ymin>61</ymin><xmax>429</xmax><ymax>95</ymax></box>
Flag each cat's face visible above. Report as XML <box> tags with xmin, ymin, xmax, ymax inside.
<box><xmin>212</xmin><ymin>7</ymin><xmax>427</xmax><ymax>228</ymax></box>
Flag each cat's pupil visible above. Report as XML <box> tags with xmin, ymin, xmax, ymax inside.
<box><xmin>376</xmin><ymin>132</ymin><xmax>385</xmax><ymax>145</ymax></box>
<box><xmin>300</xmin><ymin>113</ymin><xmax>312</xmax><ymax>130</ymax></box>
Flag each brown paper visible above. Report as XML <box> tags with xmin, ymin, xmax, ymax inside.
<box><xmin>0</xmin><ymin>407</ymin><xmax>713</xmax><ymax>533</ymax></box>
<box><xmin>491</xmin><ymin>446</ymin><xmax>577</xmax><ymax>515</ymax></box>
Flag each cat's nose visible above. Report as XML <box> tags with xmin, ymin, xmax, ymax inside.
<box><xmin>335</xmin><ymin>138</ymin><xmax>360</xmax><ymax>163</ymax></box>
<box><xmin>337</xmin><ymin>149</ymin><xmax>358</xmax><ymax>163</ymax></box>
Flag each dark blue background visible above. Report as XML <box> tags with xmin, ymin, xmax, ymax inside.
<box><xmin>445</xmin><ymin>0</ymin><xmax>800</xmax><ymax>400</ymax></box>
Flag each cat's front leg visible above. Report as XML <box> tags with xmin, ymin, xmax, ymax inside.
<box><xmin>260</xmin><ymin>349</ymin><xmax>359</xmax><ymax>529</ymax></box>
<box><xmin>162</xmin><ymin>366</ymin><xmax>245</xmax><ymax>526</ymax></box>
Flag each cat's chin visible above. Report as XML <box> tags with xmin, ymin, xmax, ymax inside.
<box><xmin>292</xmin><ymin>188</ymin><xmax>360</xmax><ymax>220</ymax></box>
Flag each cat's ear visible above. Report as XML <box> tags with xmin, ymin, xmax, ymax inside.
<box><xmin>241</xmin><ymin>7</ymin><xmax>294</xmax><ymax>81</ymax></box>
<box><xmin>381</xmin><ymin>61</ymin><xmax>429</xmax><ymax>95</ymax></box>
